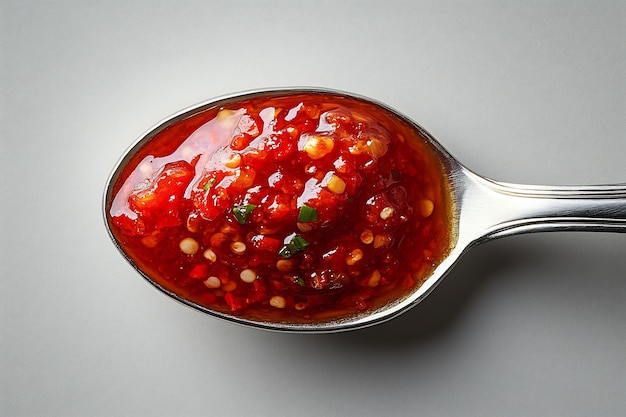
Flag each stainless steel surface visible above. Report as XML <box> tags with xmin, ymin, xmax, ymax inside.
<box><xmin>103</xmin><ymin>88</ymin><xmax>626</xmax><ymax>333</ymax></box>
<box><xmin>459</xmin><ymin>172</ymin><xmax>626</xmax><ymax>242</ymax></box>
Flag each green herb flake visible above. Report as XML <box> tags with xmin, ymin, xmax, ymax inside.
<box><xmin>203</xmin><ymin>178</ymin><xmax>216</xmax><ymax>191</ymax></box>
<box><xmin>232</xmin><ymin>204</ymin><xmax>257</xmax><ymax>224</ymax></box>
<box><xmin>297</xmin><ymin>204</ymin><xmax>318</xmax><ymax>222</ymax></box>
<box><xmin>278</xmin><ymin>246</ymin><xmax>294</xmax><ymax>258</ymax></box>
<box><xmin>279</xmin><ymin>234</ymin><xmax>310</xmax><ymax>258</ymax></box>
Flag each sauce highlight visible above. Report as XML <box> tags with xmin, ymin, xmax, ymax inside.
<box><xmin>107</xmin><ymin>92</ymin><xmax>452</xmax><ymax>324</ymax></box>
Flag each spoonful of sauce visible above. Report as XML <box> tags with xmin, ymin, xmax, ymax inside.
<box><xmin>103</xmin><ymin>88</ymin><xmax>626</xmax><ymax>332</ymax></box>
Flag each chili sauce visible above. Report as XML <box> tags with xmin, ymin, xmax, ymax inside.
<box><xmin>107</xmin><ymin>92</ymin><xmax>452</xmax><ymax>324</ymax></box>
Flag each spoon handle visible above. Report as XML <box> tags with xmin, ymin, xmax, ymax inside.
<box><xmin>458</xmin><ymin>170</ymin><xmax>626</xmax><ymax>244</ymax></box>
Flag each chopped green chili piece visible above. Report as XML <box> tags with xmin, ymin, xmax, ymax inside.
<box><xmin>232</xmin><ymin>203</ymin><xmax>256</xmax><ymax>224</ymax></box>
<box><xmin>297</xmin><ymin>204</ymin><xmax>318</xmax><ymax>222</ymax></box>
<box><xmin>203</xmin><ymin>178</ymin><xmax>216</xmax><ymax>191</ymax></box>
<box><xmin>279</xmin><ymin>234</ymin><xmax>310</xmax><ymax>258</ymax></box>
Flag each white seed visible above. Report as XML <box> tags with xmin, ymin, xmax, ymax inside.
<box><xmin>203</xmin><ymin>248</ymin><xmax>217</xmax><ymax>262</ymax></box>
<box><xmin>276</xmin><ymin>259</ymin><xmax>294</xmax><ymax>272</ymax></box>
<box><xmin>203</xmin><ymin>276</ymin><xmax>221</xmax><ymax>289</ymax></box>
<box><xmin>179</xmin><ymin>237</ymin><xmax>199</xmax><ymax>255</ymax></box>
<box><xmin>269</xmin><ymin>295</ymin><xmax>286</xmax><ymax>308</ymax></box>
<box><xmin>230</xmin><ymin>241</ymin><xmax>246</xmax><ymax>254</ymax></box>
<box><xmin>360</xmin><ymin>229</ymin><xmax>374</xmax><ymax>244</ymax></box>
<box><xmin>346</xmin><ymin>249</ymin><xmax>364</xmax><ymax>266</ymax></box>
<box><xmin>373</xmin><ymin>234</ymin><xmax>391</xmax><ymax>249</ymax></box>
<box><xmin>240</xmin><ymin>268</ymin><xmax>256</xmax><ymax>283</ymax></box>
<box><xmin>379</xmin><ymin>206</ymin><xmax>395</xmax><ymax>220</ymax></box>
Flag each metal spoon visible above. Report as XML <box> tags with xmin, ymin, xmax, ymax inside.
<box><xmin>103</xmin><ymin>87</ymin><xmax>626</xmax><ymax>333</ymax></box>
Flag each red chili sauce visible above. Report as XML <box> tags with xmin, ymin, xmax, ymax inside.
<box><xmin>107</xmin><ymin>92</ymin><xmax>452</xmax><ymax>323</ymax></box>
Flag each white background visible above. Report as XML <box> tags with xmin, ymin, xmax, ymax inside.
<box><xmin>1</xmin><ymin>1</ymin><xmax>624</xmax><ymax>416</ymax></box>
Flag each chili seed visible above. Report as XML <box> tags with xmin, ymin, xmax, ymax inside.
<box><xmin>373</xmin><ymin>234</ymin><xmax>391</xmax><ymax>249</ymax></box>
<box><xmin>179</xmin><ymin>237</ymin><xmax>199</xmax><ymax>255</ymax></box>
<box><xmin>380</xmin><ymin>206</ymin><xmax>395</xmax><ymax>220</ymax></box>
<box><xmin>203</xmin><ymin>248</ymin><xmax>217</xmax><ymax>262</ymax></box>
<box><xmin>276</xmin><ymin>259</ymin><xmax>294</xmax><ymax>272</ymax></box>
<box><xmin>269</xmin><ymin>295</ymin><xmax>286</xmax><ymax>308</ymax></box>
<box><xmin>202</xmin><ymin>248</ymin><xmax>217</xmax><ymax>262</ymax></box>
<box><xmin>230</xmin><ymin>241</ymin><xmax>247</xmax><ymax>254</ymax></box>
<box><xmin>240</xmin><ymin>268</ymin><xmax>257</xmax><ymax>283</ymax></box>
<box><xmin>360</xmin><ymin>229</ymin><xmax>374</xmax><ymax>244</ymax></box>
<box><xmin>203</xmin><ymin>276</ymin><xmax>221</xmax><ymax>289</ymax></box>
<box><xmin>346</xmin><ymin>249</ymin><xmax>364</xmax><ymax>266</ymax></box>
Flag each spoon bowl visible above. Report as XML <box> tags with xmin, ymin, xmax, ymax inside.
<box><xmin>104</xmin><ymin>87</ymin><xmax>626</xmax><ymax>332</ymax></box>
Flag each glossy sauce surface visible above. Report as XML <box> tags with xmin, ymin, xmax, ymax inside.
<box><xmin>107</xmin><ymin>92</ymin><xmax>453</xmax><ymax>324</ymax></box>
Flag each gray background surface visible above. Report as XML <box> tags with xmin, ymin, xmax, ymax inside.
<box><xmin>1</xmin><ymin>1</ymin><xmax>624</xmax><ymax>416</ymax></box>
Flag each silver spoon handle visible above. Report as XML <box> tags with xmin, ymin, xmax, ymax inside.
<box><xmin>457</xmin><ymin>169</ymin><xmax>626</xmax><ymax>244</ymax></box>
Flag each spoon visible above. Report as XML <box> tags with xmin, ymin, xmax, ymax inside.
<box><xmin>103</xmin><ymin>87</ymin><xmax>626</xmax><ymax>333</ymax></box>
